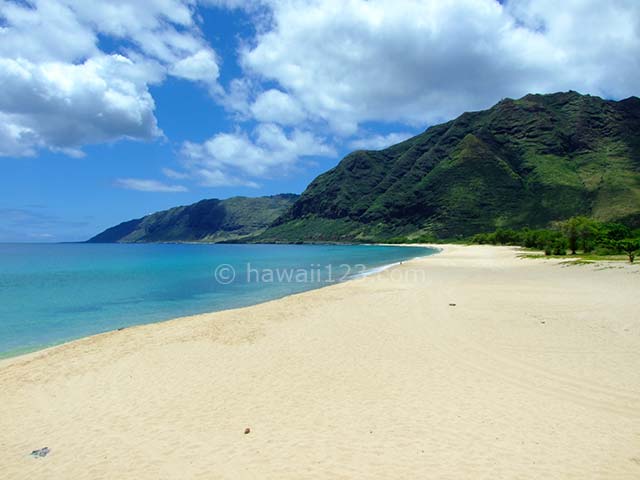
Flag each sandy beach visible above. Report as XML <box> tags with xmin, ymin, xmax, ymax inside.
<box><xmin>1</xmin><ymin>245</ymin><xmax>639</xmax><ymax>479</ymax></box>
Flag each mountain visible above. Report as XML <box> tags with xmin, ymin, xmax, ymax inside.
<box><xmin>259</xmin><ymin>91</ymin><xmax>640</xmax><ymax>242</ymax></box>
<box><xmin>87</xmin><ymin>194</ymin><xmax>299</xmax><ymax>243</ymax></box>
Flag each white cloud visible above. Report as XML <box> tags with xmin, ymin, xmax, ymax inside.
<box><xmin>169</xmin><ymin>49</ymin><xmax>220</xmax><ymax>83</ymax></box>
<box><xmin>190</xmin><ymin>0</ymin><xmax>640</xmax><ymax>186</ymax></box>
<box><xmin>0</xmin><ymin>55</ymin><xmax>161</xmax><ymax>153</ymax></box>
<box><xmin>161</xmin><ymin>163</ymin><xmax>258</xmax><ymax>188</ymax></box>
<box><xmin>162</xmin><ymin>167</ymin><xmax>190</xmax><ymax>180</ymax></box>
<box><xmin>4</xmin><ymin>0</ymin><xmax>639</xmax><ymax>190</ymax></box>
<box><xmin>0</xmin><ymin>0</ymin><xmax>98</xmax><ymax>62</ymax></box>
<box><xmin>202</xmin><ymin>0</ymin><xmax>258</xmax><ymax>9</ymax></box>
<box><xmin>0</xmin><ymin>0</ymin><xmax>221</xmax><ymax>156</ymax></box>
<box><xmin>181</xmin><ymin>123</ymin><xmax>335</xmax><ymax>185</ymax></box>
<box><xmin>503</xmin><ymin>0</ymin><xmax>640</xmax><ymax>98</ymax></box>
<box><xmin>216</xmin><ymin>77</ymin><xmax>255</xmax><ymax>117</ymax></box>
<box><xmin>196</xmin><ymin>168</ymin><xmax>260</xmax><ymax>188</ymax></box>
<box><xmin>236</xmin><ymin>0</ymin><xmax>640</xmax><ymax>134</ymax></box>
<box><xmin>0</xmin><ymin>113</ymin><xmax>37</xmax><ymax>157</ymax></box>
<box><xmin>250</xmin><ymin>89</ymin><xmax>306</xmax><ymax>125</ymax></box>
<box><xmin>114</xmin><ymin>178</ymin><xmax>188</xmax><ymax>192</ymax></box>
<box><xmin>349</xmin><ymin>132</ymin><xmax>415</xmax><ymax>151</ymax></box>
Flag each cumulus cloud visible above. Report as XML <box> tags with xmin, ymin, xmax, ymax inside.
<box><xmin>4</xmin><ymin>0</ymin><xmax>640</xmax><ymax>191</ymax></box>
<box><xmin>189</xmin><ymin>0</ymin><xmax>640</xmax><ymax>186</ymax></box>
<box><xmin>250</xmin><ymin>89</ymin><xmax>306</xmax><ymax>125</ymax></box>
<box><xmin>0</xmin><ymin>0</ymin><xmax>98</xmax><ymax>62</ymax></box>
<box><xmin>236</xmin><ymin>0</ymin><xmax>640</xmax><ymax>134</ymax></box>
<box><xmin>0</xmin><ymin>55</ymin><xmax>161</xmax><ymax>154</ymax></box>
<box><xmin>114</xmin><ymin>178</ymin><xmax>188</xmax><ymax>192</ymax></box>
<box><xmin>0</xmin><ymin>0</ymin><xmax>221</xmax><ymax>157</ymax></box>
<box><xmin>195</xmin><ymin>168</ymin><xmax>260</xmax><ymax>188</ymax></box>
<box><xmin>349</xmin><ymin>132</ymin><xmax>415</xmax><ymax>151</ymax></box>
<box><xmin>202</xmin><ymin>0</ymin><xmax>262</xmax><ymax>9</ymax></box>
<box><xmin>169</xmin><ymin>49</ymin><xmax>220</xmax><ymax>83</ymax></box>
<box><xmin>180</xmin><ymin>123</ymin><xmax>335</xmax><ymax>186</ymax></box>
<box><xmin>161</xmin><ymin>164</ymin><xmax>258</xmax><ymax>189</ymax></box>
<box><xmin>0</xmin><ymin>113</ymin><xmax>37</xmax><ymax>157</ymax></box>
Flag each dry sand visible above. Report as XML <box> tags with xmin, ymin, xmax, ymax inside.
<box><xmin>1</xmin><ymin>245</ymin><xmax>639</xmax><ymax>479</ymax></box>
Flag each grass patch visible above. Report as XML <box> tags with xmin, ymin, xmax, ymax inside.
<box><xmin>518</xmin><ymin>252</ymin><xmax>629</xmax><ymax>262</ymax></box>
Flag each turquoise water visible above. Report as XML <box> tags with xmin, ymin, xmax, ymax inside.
<box><xmin>0</xmin><ymin>243</ymin><xmax>436</xmax><ymax>357</ymax></box>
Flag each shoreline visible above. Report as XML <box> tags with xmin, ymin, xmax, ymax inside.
<box><xmin>2</xmin><ymin>245</ymin><xmax>639</xmax><ymax>479</ymax></box>
<box><xmin>0</xmin><ymin>244</ymin><xmax>437</xmax><ymax>364</ymax></box>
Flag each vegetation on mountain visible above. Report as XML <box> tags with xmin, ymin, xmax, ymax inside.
<box><xmin>90</xmin><ymin>92</ymin><xmax>640</xmax><ymax>249</ymax></box>
<box><xmin>87</xmin><ymin>194</ymin><xmax>298</xmax><ymax>243</ymax></box>
<box><xmin>259</xmin><ymin>91</ymin><xmax>640</xmax><ymax>243</ymax></box>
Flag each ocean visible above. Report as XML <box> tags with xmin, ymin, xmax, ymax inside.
<box><xmin>0</xmin><ymin>243</ymin><xmax>436</xmax><ymax>357</ymax></box>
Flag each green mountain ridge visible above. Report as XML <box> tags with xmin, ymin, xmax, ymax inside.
<box><xmin>258</xmin><ymin>91</ymin><xmax>640</xmax><ymax>242</ymax></box>
<box><xmin>89</xmin><ymin>91</ymin><xmax>640</xmax><ymax>244</ymax></box>
<box><xmin>87</xmin><ymin>194</ymin><xmax>299</xmax><ymax>243</ymax></box>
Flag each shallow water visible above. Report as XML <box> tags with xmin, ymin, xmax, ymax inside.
<box><xmin>0</xmin><ymin>243</ymin><xmax>436</xmax><ymax>357</ymax></box>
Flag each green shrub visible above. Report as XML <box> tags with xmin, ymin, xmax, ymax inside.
<box><xmin>551</xmin><ymin>237</ymin><xmax>568</xmax><ymax>255</ymax></box>
<box><xmin>616</xmin><ymin>239</ymin><xmax>640</xmax><ymax>263</ymax></box>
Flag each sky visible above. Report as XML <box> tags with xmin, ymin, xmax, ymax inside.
<box><xmin>1</xmin><ymin>0</ymin><xmax>639</xmax><ymax>242</ymax></box>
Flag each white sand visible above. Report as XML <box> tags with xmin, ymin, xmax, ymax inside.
<box><xmin>1</xmin><ymin>245</ymin><xmax>639</xmax><ymax>479</ymax></box>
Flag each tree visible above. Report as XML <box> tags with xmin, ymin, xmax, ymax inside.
<box><xmin>597</xmin><ymin>222</ymin><xmax>631</xmax><ymax>243</ymax></box>
<box><xmin>616</xmin><ymin>239</ymin><xmax>640</xmax><ymax>263</ymax></box>
<box><xmin>562</xmin><ymin>218</ymin><xmax>580</xmax><ymax>254</ymax></box>
<box><xmin>561</xmin><ymin>217</ymin><xmax>597</xmax><ymax>254</ymax></box>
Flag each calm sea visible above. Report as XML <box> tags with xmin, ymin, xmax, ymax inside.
<box><xmin>0</xmin><ymin>243</ymin><xmax>436</xmax><ymax>357</ymax></box>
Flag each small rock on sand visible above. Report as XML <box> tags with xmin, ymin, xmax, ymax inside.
<box><xmin>30</xmin><ymin>447</ymin><xmax>50</xmax><ymax>458</ymax></box>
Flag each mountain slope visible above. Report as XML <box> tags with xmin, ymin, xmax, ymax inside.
<box><xmin>87</xmin><ymin>194</ymin><xmax>298</xmax><ymax>243</ymax></box>
<box><xmin>261</xmin><ymin>91</ymin><xmax>640</xmax><ymax>241</ymax></box>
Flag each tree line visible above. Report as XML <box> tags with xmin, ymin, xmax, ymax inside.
<box><xmin>470</xmin><ymin>217</ymin><xmax>640</xmax><ymax>262</ymax></box>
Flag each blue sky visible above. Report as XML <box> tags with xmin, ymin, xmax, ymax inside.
<box><xmin>1</xmin><ymin>0</ymin><xmax>639</xmax><ymax>242</ymax></box>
